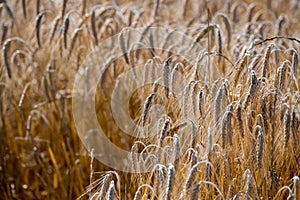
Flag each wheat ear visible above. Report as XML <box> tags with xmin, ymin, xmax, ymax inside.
<box><xmin>261</xmin><ymin>44</ymin><xmax>272</xmax><ymax>78</ymax></box>
<box><xmin>294</xmin><ymin>176</ymin><xmax>300</xmax><ymax>200</ymax></box>
<box><xmin>63</xmin><ymin>16</ymin><xmax>70</xmax><ymax>49</ymax></box>
<box><xmin>1</xmin><ymin>23</ymin><xmax>8</xmax><ymax>45</ymax></box>
<box><xmin>284</xmin><ymin>105</ymin><xmax>291</xmax><ymax>149</ymax></box>
<box><xmin>106</xmin><ymin>180</ymin><xmax>115</xmax><ymax>200</ymax></box>
<box><xmin>256</xmin><ymin>127</ymin><xmax>264</xmax><ymax>168</ymax></box>
<box><xmin>165</xmin><ymin>164</ymin><xmax>175</xmax><ymax>200</ymax></box>
<box><xmin>190</xmin><ymin>183</ymin><xmax>200</xmax><ymax>200</ymax></box>
<box><xmin>21</xmin><ymin>0</ymin><xmax>26</xmax><ymax>18</ymax></box>
<box><xmin>36</xmin><ymin>12</ymin><xmax>44</xmax><ymax>48</ymax></box>
<box><xmin>235</xmin><ymin>101</ymin><xmax>244</xmax><ymax>138</ymax></box>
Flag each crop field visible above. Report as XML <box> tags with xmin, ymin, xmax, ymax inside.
<box><xmin>0</xmin><ymin>0</ymin><xmax>300</xmax><ymax>199</ymax></box>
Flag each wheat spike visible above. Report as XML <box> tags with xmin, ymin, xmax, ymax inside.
<box><xmin>99</xmin><ymin>174</ymin><xmax>113</xmax><ymax>199</ymax></box>
<box><xmin>173</xmin><ymin>134</ymin><xmax>180</xmax><ymax>168</ymax></box>
<box><xmin>91</xmin><ymin>11</ymin><xmax>98</xmax><ymax>46</ymax></box>
<box><xmin>234</xmin><ymin>54</ymin><xmax>248</xmax><ymax>87</ymax></box>
<box><xmin>194</xmin><ymin>24</ymin><xmax>216</xmax><ymax>43</ymax></box>
<box><xmin>36</xmin><ymin>0</ymin><xmax>40</xmax><ymax>15</ymax></box>
<box><xmin>21</xmin><ymin>0</ymin><xmax>26</xmax><ymax>18</ymax></box>
<box><xmin>3</xmin><ymin>39</ymin><xmax>11</xmax><ymax>79</ymax></box>
<box><xmin>235</xmin><ymin>101</ymin><xmax>244</xmax><ymax>138</ymax></box>
<box><xmin>294</xmin><ymin>176</ymin><xmax>300</xmax><ymax>200</ymax></box>
<box><xmin>159</xmin><ymin>118</ymin><xmax>171</xmax><ymax>146</ymax></box>
<box><xmin>63</xmin><ymin>16</ymin><xmax>70</xmax><ymax>49</ymax></box>
<box><xmin>216</xmin><ymin>13</ymin><xmax>231</xmax><ymax>50</ymax></box>
<box><xmin>216</xmin><ymin>25</ymin><xmax>222</xmax><ymax>63</ymax></box>
<box><xmin>36</xmin><ymin>12</ymin><xmax>44</xmax><ymax>48</ymax></box>
<box><xmin>61</xmin><ymin>0</ymin><xmax>68</xmax><ymax>19</ymax></box>
<box><xmin>165</xmin><ymin>164</ymin><xmax>175</xmax><ymax>200</ymax></box>
<box><xmin>1</xmin><ymin>23</ymin><xmax>8</xmax><ymax>45</ymax></box>
<box><xmin>190</xmin><ymin>183</ymin><xmax>200</xmax><ymax>200</ymax></box>
<box><xmin>221</xmin><ymin>104</ymin><xmax>233</xmax><ymax>148</ymax></box>
<box><xmin>182</xmin><ymin>82</ymin><xmax>193</xmax><ymax>118</ymax></box>
<box><xmin>142</xmin><ymin>93</ymin><xmax>156</xmax><ymax>127</ymax></box>
<box><xmin>198</xmin><ymin>88</ymin><xmax>205</xmax><ymax>118</ymax></box>
<box><xmin>292</xmin><ymin>51</ymin><xmax>298</xmax><ymax>77</ymax></box>
<box><xmin>256</xmin><ymin>127</ymin><xmax>264</xmax><ymax>168</ymax></box>
<box><xmin>49</xmin><ymin>16</ymin><xmax>61</xmax><ymax>44</ymax></box>
<box><xmin>163</xmin><ymin>58</ymin><xmax>171</xmax><ymax>98</ymax></box>
<box><xmin>68</xmin><ymin>28</ymin><xmax>83</xmax><ymax>59</ymax></box>
<box><xmin>284</xmin><ymin>106</ymin><xmax>291</xmax><ymax>149</ymax></box>
<box><xmin>261</xmin><ymin>45</ymin><xmax>272</xmax><ymax>77</ymax></box>
<box><xmin>119</xmin><ymin>28</ymin><xmax>129</xmax><ymax>64</ymax></box>
<box><xmin>214</xmin><ymin>81</ymin><xmax>227</xmax><ymax>126</ymax></box>
<box><xmin>106</xmin><ymin>180</ymin><xmax>115</xmax><ymax>200</ymax></box>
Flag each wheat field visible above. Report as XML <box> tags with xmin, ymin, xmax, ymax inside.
<box><xmin>0</xmin><ymin>0</ymin><xmax>300</xmax><ymax>199</ymax></box>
